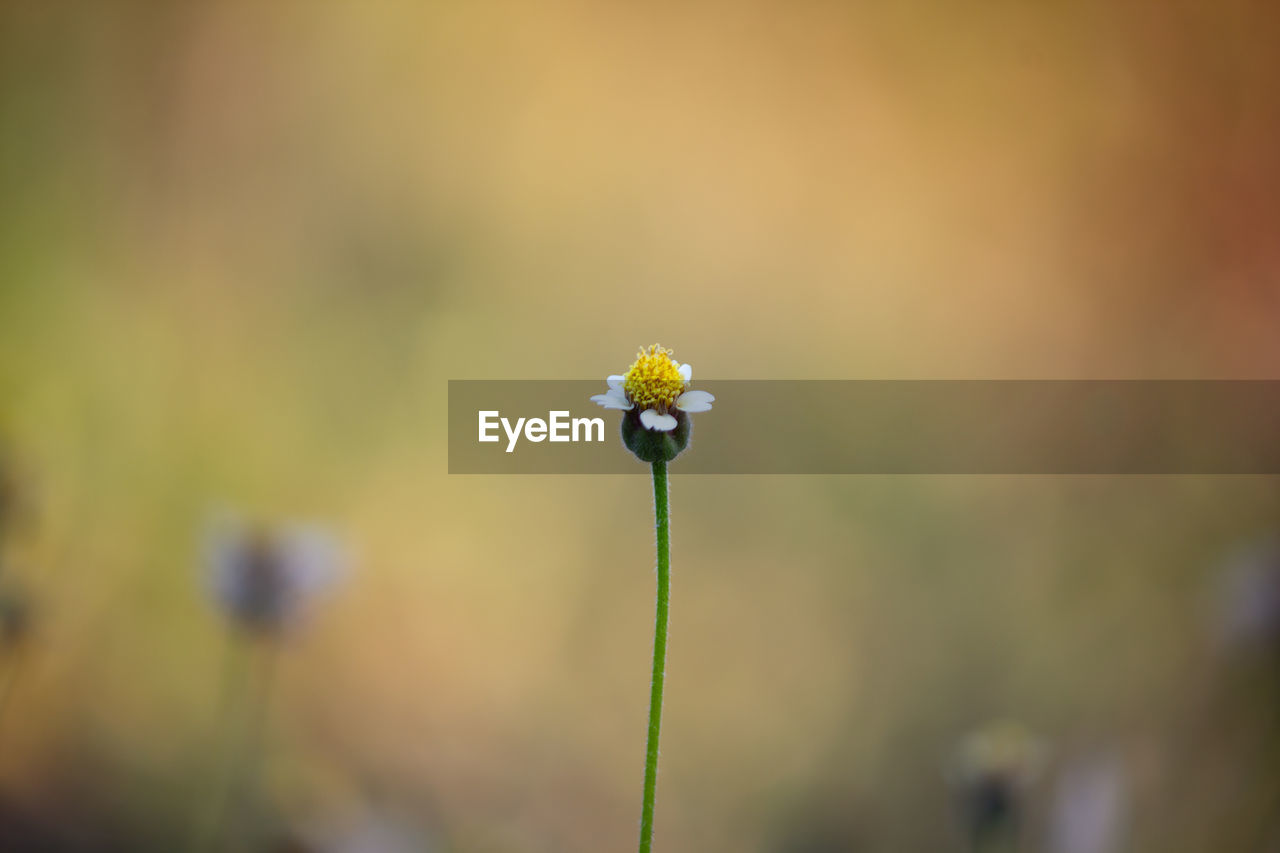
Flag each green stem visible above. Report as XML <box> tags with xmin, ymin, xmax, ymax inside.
<box><xmin>196</xmin><ymin>635</ymin><xmax>275</xmax><ymax>853</ymax></box>
<box><xmin>639</xmin><ymin>459</ymin><xmax>670</xmax><ymax>853</ymax></box>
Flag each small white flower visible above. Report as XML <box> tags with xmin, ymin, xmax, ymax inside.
<box><xmin>1047</xmin><ymin>752</ymin><xmax>1128</xmax><ymax>853</ymax></box>
<box><xmin>948</xmin><ymin>721</ymin><xmax>1046</xmax><ymax>843</ymax></box>
<box><xmin>205</xmin><ymin>515</ymin><xmax>345</xmax><ymax>635</ymax></box>
<box><xmin>590</xmin><ymin>344</ymin><xmax>714</xmax><ymax>432</ymax></box>
<box><xmin>1213</xmin><ymin>534</ymin><xmax>1280</xmax><ymax>654</ymax></box>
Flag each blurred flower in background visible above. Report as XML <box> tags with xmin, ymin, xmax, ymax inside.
<box><xmin>1174</xmin><ymin>530</ymin><xmax>1280</xmax><ymax>852</ymax></box>
<box><xmin>196</xmin><ymin>514</ymin><xmax>349</xmax><ymax>851</ymax></box>
<box><xmin>277</xmin><ymin>803</ymin><xmax>436</xmax><ymax>853</ymax></box>
<box><xmin>1212</xmin><ymin>533</ymin><xmax>1280</xmax><ymax>662</ymax></box>
<box><xmin>948</xmin><ymin>720</ymin><xmax>1045</xmax><ymax>852</ymax></box>
<box><xmin>205</xmin><ymin>515</ymin><xmax>346</xmax><ymax>637</ymax></box>
<box><xmin>1045</xmin><ymin>750</ymin><xmax>1129</xmax><ymax>853</ymax></box>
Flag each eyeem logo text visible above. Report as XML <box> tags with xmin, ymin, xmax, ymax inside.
<box><xmin>478</xmin><ymin>410</ymin><xmax>606</xmax><ymax>453</ymax></box>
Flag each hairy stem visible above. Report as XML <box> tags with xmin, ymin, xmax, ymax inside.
<box><xmin>639</xmin><ymin>458</ymin><xmax>670</xmax><ymax>853</ymax></box>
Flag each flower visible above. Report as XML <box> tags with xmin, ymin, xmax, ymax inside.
<box><xmin>947</xmin><ymin>720</ymin><xmax>1046</xmax><ymax>844</ymax></box>
<box><xmin>1047</xmin><ymin>751</ymin><xmax>1128</xmax><ymax>853</ymax></box>
<box><xmin>1213</xmin><ymin>533</ymin><xmax>1280</xmax><ymax>657</ymax></box>
<box><xmin>204</xmin><ymin>515</ymin><xmax>345</xmax><ymax>635</ymax></box>
<box><xmin>591</xmin><ymin>344</ymin><xmax>714</xmax><ymax>432</ymax></box>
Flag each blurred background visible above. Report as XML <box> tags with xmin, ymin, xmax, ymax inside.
<box><xmin>2</xmin><ymin>2</ymin><xmax>1279</xmax><ymax>850</ymax></box>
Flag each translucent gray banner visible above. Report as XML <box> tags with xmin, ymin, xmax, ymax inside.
<box><xmin>447</xmin><ymin>381</ymin><xmax>1280</xmax><ymax>474</ymax></box>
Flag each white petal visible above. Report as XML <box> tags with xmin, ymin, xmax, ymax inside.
<box><xmin>277</xmin><ymin>525</ymin><xmax>346</xmax><ymax>594</ymax></box>
<box><xmin>678</xmin><ymin>363</ymin><xmax>692</xmax><ymax>382</ymax></box>
<box><xmin>590</xmin><ymin>392</ymin><xmax>633</xmax><ymax>410</ymax></box>
<box><xmin>676</xmin><ymin>390</ymin><xmax>714</xmax><ymax>412</ymax></box>
<box><xmin>599</xmin><ymin>390</ymin><xmax>634</xmax><ymax>409</ymax></box>
<box><xmin>607</xmin><ymin>375</ymin><xmax>625</xmax><ymax>392</ymax></box>
<box><xmin>639</xmin><ymin>408</ymin><xmax>678</xmax><ymax>431</ymax></box>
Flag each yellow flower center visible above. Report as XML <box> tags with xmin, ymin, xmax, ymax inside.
<box><xmin>624</xmin><ymin>344</ymin><xmax>686</xmax><ymax>411</ymax></box>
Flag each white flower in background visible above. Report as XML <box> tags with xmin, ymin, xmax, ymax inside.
<box><xmin>289</xmin><ymin>805</ymin><xmax>436</xmax><ymax>853</ymax></box>
<box><xmin>1212</xmin><ymin>533</ymin><xmax>1280</xmax><ymax>655</ymax></box>
<box><xmin>1047</xmin><ymin>751</ymin><xmax>1129</xmax><ymax>853</ymax></box>
<box><xmin>947</xmin><ymin>720</ymin><xmax>1046</xmax><ymax>845</ymax></box>
<box><xmin>591</xmin><ymin>344</ymin><xmax>714</xmax><ymax>432</ymax></box>
<box><xmin>950</xmin><ymin>720</ymin><xmax>1047</xmax><ymax>789</ymax></box>
<box><xmin>205</xmin><ymin>515</ymin><xmax>345</xmax><ymax>635</ymax></box>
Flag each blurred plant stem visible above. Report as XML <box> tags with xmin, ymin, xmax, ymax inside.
<box><xmin>639</xmin><ymin>459</ymin><xmax>670</xmax><ymax>853</ymax></box>
<box><xmin>0</xmin><ymin>594</ymin><xmax>33</xmax><ymax>753</ymax></box>
<box><xmin>0</xmin><ymin>647</ymin><xmax>27</xmax><ymax>746</ymax></box>
<box><xmin>970</xmin><ymin>829</ymin><xmax>1018</xmax><ymax>853</ymax></box>
<box><xmin>194</xmin><ymin>632</ymin><xmax>276</xmax><ymax>853</ymax></box>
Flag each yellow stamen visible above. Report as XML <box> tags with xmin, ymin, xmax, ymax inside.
<box><xmin>624</xmin><ymin>344</ymin><xmax>687</xmax><ymax>412</ymax></box>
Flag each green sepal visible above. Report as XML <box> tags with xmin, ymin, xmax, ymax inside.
<box><xmin>621</xmin><ymin>409</ymin><xmax>691</xmax><ymax>463</ymax></box>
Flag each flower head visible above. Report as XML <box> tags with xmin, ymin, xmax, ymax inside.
<box><xmin>205</xmin><ymin>515</ymin><xmax>345</xmax><ymax>636</ymax></box>
<box><xmin>591</xmin><ymin>344</ymin><xmax>714</xmax><ymax>462</ymax></box>
<box><xmin>592</xmin><ymin>344</ymin><xmax>714</xmax><ymax>431</ymax></box>
<box><xmin>948</xmin><ymin>721</ymin><xmax>1045</xmax><ymax>844</ymax></box>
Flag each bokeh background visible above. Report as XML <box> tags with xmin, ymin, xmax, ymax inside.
<box><xmin>2</xmin><ymin>2</ymin><xmax>1279</xmax><ymax>851</ymax></box>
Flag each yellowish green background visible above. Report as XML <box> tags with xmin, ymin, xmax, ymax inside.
<box><xmin>1</xmin><ymin>3</ymin><xmax>1279</xmax><ymax>850</ymax></box>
